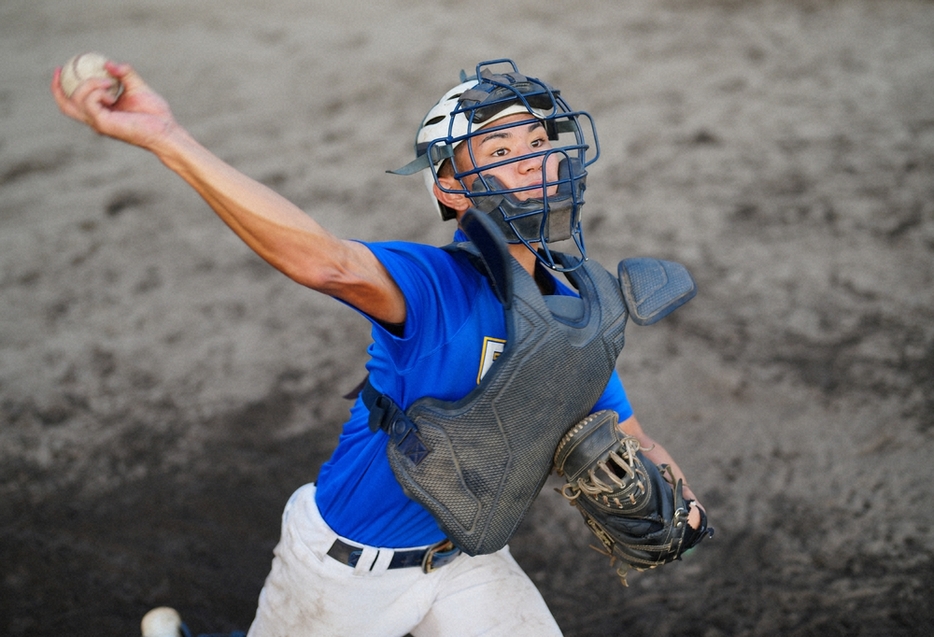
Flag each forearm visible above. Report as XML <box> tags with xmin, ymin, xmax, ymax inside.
<box><xmin>618</xmin><ymin>415</ymin><xmax>701</xmax><ymax>504</ymax></box>
<box><xmin>638</xmin><ymin>435</ymin><xmax>699</xmax><ymax>503</ymax></box>
<box><xmin>152</xmin><ymin>124</ymin><xmax>340</xmax><ymax>287</ymax></box>
<box><xmin>52</xmin><ymin>59</ymin><xmax>405</xmax><ymax>322</ymax></box>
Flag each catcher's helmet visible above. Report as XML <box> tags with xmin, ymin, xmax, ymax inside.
<box><xmin>391</xmin><ymin>59</ymin><xmax>599</xmax><ymax>271</ymax></box>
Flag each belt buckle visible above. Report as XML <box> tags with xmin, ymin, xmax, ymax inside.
<box><xmin>421</xmin><ymin>539</ymin><xmax>458</xmax><ymax>573</ymax></box>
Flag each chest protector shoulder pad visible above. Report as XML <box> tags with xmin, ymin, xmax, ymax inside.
<box><xmin>365</xmin><ymin>210</ymin><xmax>695</xmax><ymax>555</ymax></box>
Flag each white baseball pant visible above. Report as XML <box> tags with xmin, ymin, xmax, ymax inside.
<box><xmin>246</xmin><ymin>483</ymin><xmax>563</xmax><ymax>637</ymax></box>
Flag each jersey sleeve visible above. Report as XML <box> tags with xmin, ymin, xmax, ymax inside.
<box><xmin>355</xmin><ymin>241</ymin><xmax>484</xmax><ymax>371</ymax></box>
<box><xmin>593</xmin><ymin>370</ymin><xmax>634</xmax><ymax>421</ymax></box>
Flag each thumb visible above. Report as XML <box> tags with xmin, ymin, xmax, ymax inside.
<box><xmin>104</xmin><ymin>60</ymin><xmax>150</xmax><ymax>95</ymax></box>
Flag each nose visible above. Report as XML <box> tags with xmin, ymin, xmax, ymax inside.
<box><xmin>516</xmin><ymin>150</ymin><xmax>543</xmax><ymax>174</ymax></box>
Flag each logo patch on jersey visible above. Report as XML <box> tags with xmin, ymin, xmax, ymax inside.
<box><xmin>478</xmin><ymin>337</ymin><xmax>506</xmax><ymax>384</ymax></box>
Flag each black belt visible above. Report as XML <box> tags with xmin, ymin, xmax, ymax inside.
<box><xmin>326</xmin><ymin>538</ymin><xmax>461</xmax><ymax>573</ymax></box>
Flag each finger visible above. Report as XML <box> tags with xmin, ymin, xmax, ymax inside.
<box><xmin>106</xmin><ymin>60</ymin><xmax>148</xmax><ymax>94</ymax></box>
<box><xmin>51</xmin><ymin>67</ymin><xmax>85</xmax><ymax>119</ymax></box>
<box><xmin>53</xmin><ymin>75</ymin><xmax>117</xmax><ymax>129</ymax></box>
<box><xmin>50</xmin><ymin>67</ymin><xmax>69</xmax><ymax>104</ymax></box>
<box><xmin>104</xmin><ymin>60</ymin><xmax>129</xmax><ymax>79</ymax></box>
<box><xmin>687</xmin><ymin>504</ymin><xmax>702</xmax><ymax>529</ymax></box>
<box><xmin>52</xmin><ymin>65</ymin><xmax>112</xmax><ymax>106</ymax></box>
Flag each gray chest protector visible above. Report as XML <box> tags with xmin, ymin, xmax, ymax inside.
<box><xmin>364</xmin><ymin>210</ymin><xmax>696</xmax><ymax>556</ymax></box>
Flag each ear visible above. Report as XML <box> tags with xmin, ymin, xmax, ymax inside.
<box><xmin>433</xmin><ymin>177</ymin><xmax>471</xmax><ymax>214</ymax></box>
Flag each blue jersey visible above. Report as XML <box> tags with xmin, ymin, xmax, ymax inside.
<box><xmin>315</xmin><ymin>235</ymin><xmax>633</xmax><ymax>548</ymax></box>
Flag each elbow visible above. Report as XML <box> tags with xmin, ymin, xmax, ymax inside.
<box><xmin>283</xmin><ymin>259</ymin><xmax>344</xmax><ymax>292</ymax></box>
<box><xmin>280</xmin><ymin>249</ymin><xmax>359</xmax><ymax>297</ymax></box>
<box><xmin>257</xmin><ymin>240</ymin><xmax>351</xmax><ymax>292</ymax></box>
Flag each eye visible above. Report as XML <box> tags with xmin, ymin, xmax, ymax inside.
<box><xmin>529</xmin><ymin>128</ymin><xmax>549</xmax><ymax>147</ymax></box>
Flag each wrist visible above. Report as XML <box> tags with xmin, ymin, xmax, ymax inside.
<box><xmin>153</xmin><ymin>123</ymin><xmax>203</xmax><ymax>171</ymax></box>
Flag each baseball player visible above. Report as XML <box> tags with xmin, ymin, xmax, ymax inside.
<box><xmin>53</xmin><ymin>58</ymin><xmax>709</xmax><ymax>637</ymax></box>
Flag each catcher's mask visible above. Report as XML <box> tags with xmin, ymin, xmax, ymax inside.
<box><xmin>390</xmin><ymin>59</ymin><xmax>600</xmax><ymax>272</ymax></box>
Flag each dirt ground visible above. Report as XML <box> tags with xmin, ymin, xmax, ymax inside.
<box><xmin>2</xmin><ymin>0</ymin><xmax>933</xmax><ymax>635</ymax></box>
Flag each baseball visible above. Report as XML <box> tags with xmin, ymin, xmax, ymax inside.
<box><xmin>140</xmin><ymin>606</ymin><xmax>182</xmax><ymax>637</ymax></box>
<box><xmin>60</xmin><ymin>52</ymin><xmax>122</xmax><ymax>99</ymax></box>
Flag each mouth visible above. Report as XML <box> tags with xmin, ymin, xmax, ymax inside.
<box><xmin>514</xmin><ymin>181</ymin><xmax>559</xmax><ymax>201</ymax></box>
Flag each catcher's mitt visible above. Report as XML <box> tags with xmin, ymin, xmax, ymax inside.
<box><xmin>554</xmin><ymin>410</ymin><xmax>713</xmax><ymax>585</ymax></box>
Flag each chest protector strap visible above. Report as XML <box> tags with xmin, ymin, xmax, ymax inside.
<box><xmin>365</xmin><ymin>209</ymin><xmax>695</xmax><ymax>556</ymax></box>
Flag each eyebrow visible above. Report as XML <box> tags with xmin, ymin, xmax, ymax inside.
<box><xmin>477</xmin><ymin>121</ymin><xmax>545</xmax><ymax>148</ymax></box>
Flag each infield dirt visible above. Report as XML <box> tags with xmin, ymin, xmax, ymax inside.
<box><xmin>2</xmin><ymin>1</ymin><xmax>933</xmax><ymax>635</ymax></box>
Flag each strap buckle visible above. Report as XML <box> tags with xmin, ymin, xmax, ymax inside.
<box><xmin>363</xmin><ymin>379</ymin><xmax>409</xmax><ymax>436</ymax></box>
<box><xmin>421</xmin><ymin>539</ymin><xmax>460</xmax><ymax>573</ymax></box>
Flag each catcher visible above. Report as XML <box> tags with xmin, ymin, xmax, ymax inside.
<box><xmin>54</xmin><ymin>56</ymin><xmax>710</xmax><ymax>636</ymax></box>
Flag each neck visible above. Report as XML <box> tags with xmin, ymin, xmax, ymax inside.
<box><xmin>454</xmin><ymin>211</ymin><xmax>539</xmax><ymax>276</ymax></box>
<box><xmin>508</xmin><ymin>243</ymin><xmax>538</xmax><ymax>277</ymax></box>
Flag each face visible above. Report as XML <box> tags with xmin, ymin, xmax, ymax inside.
<box><xmin>453</xmin><ymin>113</ymin><xmax>560</xmax><ymax>201</ymax></box>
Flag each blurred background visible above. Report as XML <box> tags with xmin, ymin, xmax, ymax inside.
<box><xmin>1</xmin><ymin>1</ymin><xmax>933</xmax><ymax>635</ymax></box>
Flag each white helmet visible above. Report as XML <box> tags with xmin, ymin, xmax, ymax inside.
<box><xmin>409</xmin><ymin>79</ymin><xmax>549</xmax><ymax>221</ymax></box>
<box><xmin>390</xmin><ymin>59</ymin><xmax>600</xmax><ymax>271</ymax></box>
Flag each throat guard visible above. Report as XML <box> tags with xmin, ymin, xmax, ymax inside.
<box><xmin>365</xmin><ymin>209</ymin><xmax>696</xmax><ymax>556</ymax></box>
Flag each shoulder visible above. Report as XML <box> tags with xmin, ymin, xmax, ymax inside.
<box><xmin>360</xmin><ymin>240</ymin><xmax>489</xmax><ymax>332</ymax></box>
<box><xmin>364</xmin><ymin>240</ymin><xmax>482</xmax><ymax>293</ymax></box>
<box><xmin>365</xmin><ymin>240</ymin><xmax>447</xmax><ymax>267</ymax></box>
